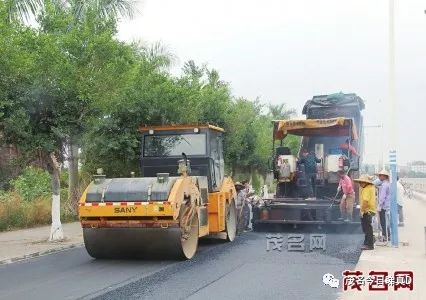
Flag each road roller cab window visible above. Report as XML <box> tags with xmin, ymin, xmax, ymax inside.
<box><xmin>143</xmin><ymin>134</ymin><xmax>207</xmax><ymax>157</ymax></box>
<box><xmin>140</xmin><ymin>125</ymin><xmax>225</xmax><ymax>192</ymax></box>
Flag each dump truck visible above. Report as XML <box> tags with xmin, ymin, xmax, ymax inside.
<box><xmin>79</xmin><ymin>124</ymin><xmax>238</xmax><ymax>259</ymax></box>
<box><xmin>253</xmin><ymin>93</ymin><xmax>365</xmax><ymax>226</ymax></box>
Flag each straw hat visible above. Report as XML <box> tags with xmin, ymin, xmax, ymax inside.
<box><xmin>354</xmin><ymin>175</ymin><xmax>373</xmax><ymax>185</ymax></box>
<box><xmin>376</xmin><ymin>169</ymin><xmax>390</xmax><ymax>177</ymax></box>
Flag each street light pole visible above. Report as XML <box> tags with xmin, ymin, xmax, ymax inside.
<box><xmin>388</xmin><ymin>0</ymin><xmax>399</xmax><ymax>247</ymax></box>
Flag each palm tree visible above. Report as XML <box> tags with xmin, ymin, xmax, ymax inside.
<box><xmin>4</xmin><ymin>0</ymin><xmax>138</xmax><ymax>24</ymax></box>
<box><xmin>3</xmin><ymin>0</ymin><xmax>44</xmax><ymax>23</ymax></box>
<box><xmin>136</xmin><ymin>41</ymin><xmax>176</xmax><ymax>71</ymax></box>
<box><xmin>268</xmin><ymin>103</ymin><xmax>296</xmax><ymax>120</ymax></box>
<box><xmin>71</xmin><ymin>0</ymin><xmax>138</xmax><ymax>23</ymax></box>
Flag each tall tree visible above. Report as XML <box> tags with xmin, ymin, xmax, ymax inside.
<box><xmin>268</xmin><ymin>103</ymin><xmax>300</xmax><ymax>160</ymax></box>
<box><xmin>3</xmin><ymin>0</ymin><xmax>137</xmax><ymax>24</ymax></box>
<box><xmin>3</xmin><ymin>0</ymin><xmax>43</xmax><ymax>23</ymax></box>
<box><xmin>70</xmin><ymin>0</ymin><xmax>137</xmax><ymax>23</ymax></box>
<box><xmin>81</xmin><ymin>47</ymin><xmax>182</xmax><ymax>177</ymax></box>
<box><xmin>268</xmin><ymin>103</ymin><xmax>296</xmax><ymax>120</ymax></box>
<box><xmin>0</xmin><ymin>1</ymin><xmax>138</xmax><ymax>240</ymax></box>
<box><xmin>34</xmin><ymin>0</ymin><xmax>138</xmax><ymax>220</ymax></box>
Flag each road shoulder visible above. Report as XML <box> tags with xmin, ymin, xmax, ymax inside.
<box><xmin>0</xmin><ymin>222</ymin><xmax>83</xmax><ymax>264</ymax></box>
<box><xmin>340</xmin><ymin>193</ymin><xmax>426</xmax><ymax>300</ymax></box>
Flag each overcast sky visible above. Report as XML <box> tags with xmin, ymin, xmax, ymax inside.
<box><xmin>118</xmin><ymin>0</ymin><xmax>426</xmax><ymax>165</ymax></box>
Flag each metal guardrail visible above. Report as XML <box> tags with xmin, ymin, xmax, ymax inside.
<box><xmin>401</xmin><ymin>178</ymin><xmax>426</xmax><ymax>194</ymax></box>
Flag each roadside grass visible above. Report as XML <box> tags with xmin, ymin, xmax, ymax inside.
<box><xmin>0</xmin><ymin>191</ymin><xmax>78</xmax><ymax>232</ymax></box>
<box><xmin>0</xmin><ymin>166</ymin><xmax>79</xmax><ymax>231</ymax></box>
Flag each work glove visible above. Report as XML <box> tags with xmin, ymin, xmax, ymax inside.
<box><xmin>342</xmin><ymin>194</ymin><xmax>347</xmax><ymax>201</ymax></box>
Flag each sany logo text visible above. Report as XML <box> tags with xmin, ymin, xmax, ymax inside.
<box><xmin>114</xmin><ymin>207</ymin><xmax>137</xmax><ymax>213</ymax></box>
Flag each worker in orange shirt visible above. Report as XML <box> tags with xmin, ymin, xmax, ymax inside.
<box><xmin>339</xmin><ymin>139</ymin><xmax>359</xmax><ymax>157</ymax></box>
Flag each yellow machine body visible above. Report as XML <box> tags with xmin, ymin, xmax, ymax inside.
<box><xmin>79</xmin><ymin>124</ymin><xmax>238</xmax><ymax>259</ymax></box>
<box><xmin>79</xmin><ymin>176</ymin><xmax>236</xmax><ymax>236</ymax></box>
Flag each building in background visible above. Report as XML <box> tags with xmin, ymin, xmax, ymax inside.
<box><xmin>398</xmin><ymin>165</ymin><xmax>410</xmax><ymax>175</ymax></box>
<box><xmin>408</xmin><ymin>161</ymin><xmax>426</xmax><ymax>174</ymax></box>
<box><xmin>400</xmin><ymin>161</ymin><xmax>426</xmax><ymax>178</ymax></box>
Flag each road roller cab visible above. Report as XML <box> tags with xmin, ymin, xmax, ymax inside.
<box><xmin>79</xmin><ymin>124</ymin><xmax>237</xmax><ymax>260</ymax></box>
<box><xmin>140</xmin><ymin>124</ymin><xmax>226</xmax><ymax>193</ymax></box>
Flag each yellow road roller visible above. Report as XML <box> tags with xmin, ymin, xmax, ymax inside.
<box><xmin>79</xmin><ymin>124</ymin><xmax>238</xmax><ymax>259</ymax></box>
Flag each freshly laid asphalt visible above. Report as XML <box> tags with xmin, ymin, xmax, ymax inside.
<box><xmin>0</xmin><ymin>226</ymin><xmax>363</xmax><ymax>300</ymax></box>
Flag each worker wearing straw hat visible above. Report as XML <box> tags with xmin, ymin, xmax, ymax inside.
<box><xmin>354</xmin><ymin>175</ymin><xmax>376</xmax><ymax>250</ymax></box>
<box><xmin>376</xmin><ymin>169</ymin><xmax>391</xmax><ymax>242</ymax></box>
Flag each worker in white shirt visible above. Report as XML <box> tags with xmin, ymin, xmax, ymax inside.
<box><xmin>397</xmin><ymin>177</ymin><xmax>404</xmax><ymax>227</ymax></box>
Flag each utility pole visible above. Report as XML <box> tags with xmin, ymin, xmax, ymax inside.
<box><xmin>388</xmin><ymin>0</ymin><xmax>399</xmax><ymax>247</ymax></box>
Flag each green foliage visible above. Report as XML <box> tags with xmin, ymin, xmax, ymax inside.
<box><xmin>78</xmin><ymin>57</ymin><xmax>301</xmax><ymax>178</ymax></box>
<box><xmin>10</xmin><ymin>167</ymin><xmax>51</xmax><ymax>201</ymax></box>
<box><xmin>0</xmin><ymin>164</ymin><xmax>15</xmax><ymax>190</ymax></box>
<box><xmin>0</xmin><ymin>1</ymin><xmax>301</xmax><ymax>207</ymax></box>
<box><xmin>2</xmin><ymin>0</ymin><xmax>44</xmax><ymax>24</ymax></box>
<box><xmin>0</xmin><ymin>191</ymin><xmax>77</xmax><ymax>231</ymax></box>
<box><xmin>0</xmin><ymin>0</ymin><xmax>138</xmax><ymax>229</ymax></box>
<box><xmin>60</xmin><ymin>170</ymin><xmax>69</xmax><ymax>188</ymax></box>
<box><xmin>251</xmin><ymin>172</ymin><xmax>262</xmax><ymax>194</ymax></box>
<box><xmin>223</xmin><ymin>99</ymin><xmax>299</xmax><ymax>175</ymax></box>
<box><xmin>1</xmin><ymin>3</ymin><xmax>135</xmax><ymax>166</ymax></box>
<box><xmin>3</xmin><ymin>0</ymin><xmax>137</xmax><ymax>25</ymax></box>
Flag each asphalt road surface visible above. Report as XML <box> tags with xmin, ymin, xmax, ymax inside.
<box><xmin>0</xmin><ymin>226</ymin><xmax>363</xmax><ymax>300</ymax></box>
